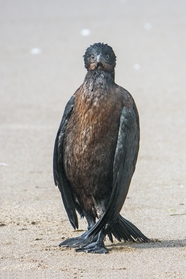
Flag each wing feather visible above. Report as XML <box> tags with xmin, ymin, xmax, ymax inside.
<box><xmin>85</xmin><ymin>105</ymin><xmax>140</xmax><ymax>237</ymax></box>
<box><xmin>53</xmin><ymin>96</ymin><xmax>79</xmax><ymax>229</ymax></box>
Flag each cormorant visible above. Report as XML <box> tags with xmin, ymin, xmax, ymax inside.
<box><xmin>53</xmin><ymin>43</ymin><xmax>149</xmax><ymax>253</ymax></box>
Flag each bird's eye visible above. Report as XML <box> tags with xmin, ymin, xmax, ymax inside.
<box><xmin>90</xmin><ymin>54</ymin><xmax>95</xmax><ymax>60</ymax></box>
<box><xmin>105</xmin><ymin>54</ymin><xmax>109</xmax><ymax>60</ymax></box>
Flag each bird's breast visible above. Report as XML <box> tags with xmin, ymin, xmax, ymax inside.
<box><xmin>63</xmin><ymin>81</ymin><xmax>123</xmax><ymax>204</ymax></box>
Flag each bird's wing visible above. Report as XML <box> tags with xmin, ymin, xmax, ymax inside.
<box><xmin>53</xmin><ymin>95</ymin><xmax>79</xmax><ymax>229</ymax></box>
<box><xmin>86</xmin><ymin>104</ymin><xmax>140</xmax><ymax>237</ymax></box>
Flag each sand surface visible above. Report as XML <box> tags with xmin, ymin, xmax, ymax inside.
<box><xmin>0</xmin><ymin>0</ymin><xmax>186</xmax><ymax>278</ymax></box>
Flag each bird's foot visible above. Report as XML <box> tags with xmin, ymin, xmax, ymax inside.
<box><xmin>59</xmin><ymin>230</ymin><xmax>92</xmax><ymax>248</ymax></box>
<box><xmin>59</xmin><ymin>236</ymin><xmax>84</xmax><ymax>248</ymax></box>
<box><xmin>76</xmin><ymin>241</ymin><xmax>108</xmax><ymax>254</ymax></box>
<box><xmin>59</xmin><ymin>229</ymin><xmax>108</xmax><ymax>253</ymax></box>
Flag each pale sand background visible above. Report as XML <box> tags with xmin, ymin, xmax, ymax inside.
<box><xmin>0</xmin><ymin>0</ymin><xmax>186</xmax><ymax>278</ymax></box>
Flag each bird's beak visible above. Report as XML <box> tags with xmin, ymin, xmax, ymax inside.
<box><xmin>97</xmin><ymin>54</ymin><xmax>102</xmax><ymax>63</ymax></box>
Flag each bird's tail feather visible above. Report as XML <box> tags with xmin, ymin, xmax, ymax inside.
<box><xmin>108</xmin><ymin>214</ymin><xmax>149</xmax><ymax>242</ymax></box>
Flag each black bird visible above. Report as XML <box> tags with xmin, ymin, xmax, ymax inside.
<box><xmin>53</xmin><ymin>43</ymin><xmax>149</xmax><ymax>253</ymax></box>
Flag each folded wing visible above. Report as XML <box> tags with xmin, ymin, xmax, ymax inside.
<box><xmin>85</xmin><ymin>105</ymin><xmax>140</xmax><ymax>237</ymax></box>
<box><xmin>53</xmin><ymin>96</ymin><xmax>79</xmax><ymax>229</ymax></box>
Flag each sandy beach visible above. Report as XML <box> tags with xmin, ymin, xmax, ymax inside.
<box><xmin>0</xmin><ymin>0</ymin><xmax>186</xmax><ymax>278</ymax></box>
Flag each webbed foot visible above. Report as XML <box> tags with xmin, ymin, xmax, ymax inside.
<box><xmin>59</xmin><ymin>230</ymin><xmax>94</xmax><ymax>248</ymax></box>
<box><xmin>76</xmin><ymin>241</ymin><xmax>108</xmax><ymax>254</ymax></box>
<box><xmin>59</xmin><ymin>235</ymin><xmax>85</xmax><ymax>248</ymax></box>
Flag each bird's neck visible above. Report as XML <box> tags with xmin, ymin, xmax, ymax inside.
<box><xmin>85</xmin><ymin>69</ymin><xmax>115</xmax><ymax>84</ymax></box>
<box><xmin>82</xmin><ymin>70</ymin><xmax>115</xmax><ymax>96</ymax></box>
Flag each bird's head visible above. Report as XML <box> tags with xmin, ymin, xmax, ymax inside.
<box><xmin>83</xmin><ymin>43</ymin><xmax>116</xmax><ymax>72</ymax></box>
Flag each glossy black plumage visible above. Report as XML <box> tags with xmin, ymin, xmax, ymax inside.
<box><xmin>53</xmin><ymin>43</ymin><xmax>149</xmax><ymax>253</ymax></box>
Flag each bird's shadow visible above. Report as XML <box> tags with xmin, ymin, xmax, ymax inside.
<box><xmin>107</xmin><ymin>239</ymin><xmax>186</xmax><ymax>252</ymax></box>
